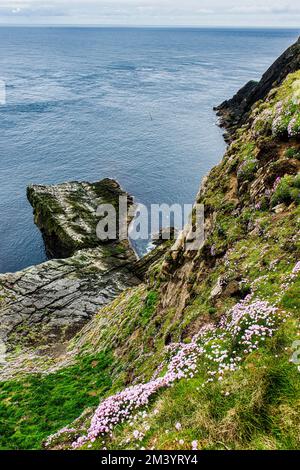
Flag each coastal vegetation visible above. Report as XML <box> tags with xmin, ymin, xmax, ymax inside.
<box><xmin>0</xmin><ymin>40</ymin><xmax>299</xmax><ymax>451</ymax></box>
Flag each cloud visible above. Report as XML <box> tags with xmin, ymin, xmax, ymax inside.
<box><xmin>229</xmin><ymin>4</ymin><xmax>300</xmax><ymax>15</ymax></box>
<box><xmin>196</xmin><ymin>9</ymin><xmax>214</xmax><ymax>15</ymax></box>
<box><xmin>0</xmin><ymin>1</ymin><xmax>68</xmax><ymax>17</ymax></box>
<box><xmin>0</xmin><ymin>0</ymin><xmax>299</xmax><ymax>25</ymax></box>
<box><xmin>0</xmin><ymin>0</ymin><xmax>216</xmax><ymax>21</ymax></box>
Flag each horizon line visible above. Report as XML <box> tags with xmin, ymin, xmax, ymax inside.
<box><xmin>0</xmin><ymin>24</ymin><xmax>299</xmax><ymax>30</ymax></box>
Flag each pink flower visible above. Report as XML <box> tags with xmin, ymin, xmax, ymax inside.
<box><xmin>192</xmin><ymin>440</ymin><xmax>198</xmax><ymax>450</ymax></box>
<box><xmin>50</xmin><ymin>277</ymin><xmax>293</xmax><ymax>450</ymax></box>
<box><xmin>292</xmin><ymin>261</ymin><xmax>300</xmax><ymax>275</ymax></box>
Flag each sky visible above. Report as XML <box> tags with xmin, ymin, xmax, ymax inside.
<box><xmin>0</xmin><ymin>0</ymin><xmax>300</xmax><ymax>27</ymax></box>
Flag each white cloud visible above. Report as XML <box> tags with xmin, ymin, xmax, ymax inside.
<box><xmin>230</xmin><ymin>5</ymin><xmax>300</xmax><ymax>15</ymax></box>
<box><xmin>0</xmin><ymin>0</ymin><xmax>299</xmax><ymax>25</ymax></box>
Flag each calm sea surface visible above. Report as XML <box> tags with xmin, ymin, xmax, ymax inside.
<box><xmin>0</xmin><ymin>27</ymin><xmax>298</xmax><ymax>272</ymax></box>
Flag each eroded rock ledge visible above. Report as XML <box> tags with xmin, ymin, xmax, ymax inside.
<box><xmin>0</xmin><ymin>179</ymin><xmax>141</xmax><ymax>355</ymax></box>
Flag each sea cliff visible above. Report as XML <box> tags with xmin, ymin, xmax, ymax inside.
<box><xmin>0</xmin><ymin>40</ymin><xmax>299</xmax><ymax>451</ymax></box>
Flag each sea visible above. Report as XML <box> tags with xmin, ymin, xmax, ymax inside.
<box><xmin>0</xmin><ymin>27</ymin><xmax>298</xmax><ymax>273</ymax></box>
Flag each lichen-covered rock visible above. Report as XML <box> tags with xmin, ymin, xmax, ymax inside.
<box><xmin>27</xmin><ymin>178</ymin><xmax>134</xmax><ymax>259</ymax></box>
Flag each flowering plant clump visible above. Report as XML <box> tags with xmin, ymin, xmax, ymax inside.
<box><xmin>71</xmin><ymin>337</ymin><xmax>207</xmax><ymax>448</ymax></box>
<box><xmin>72</xmin><ymin>379</ymin><xmax>165</xmax><ymax>448</ymax></box>
<box><xmin>48</xmin><ymin>262</ymin><xmax>299</xmax><ymax>449</ymax></box>
<box><xmin>271</xmin><ymin>174</ymin><xmax>300</xmax><ymax>207</ymax></box>
<box><xmin>45</xmin><ymin>426</ymin><xmax>77</xmax><ymax>448</ymax></box>
<box><xmin>237</xmin><ymin>159</ymin><xmax>258</xmax><ymax>182</ymax></box>
<box><xmin>70</xmin><ymin>302</ymin><xmax>286</xmax><ymax>448</ymax></box>
<box><xmin>281</xmin><ymin>261</ymin><xmax>300</xmax><ymax>289</ymax></box>
<box><xmin>202</xmin><ymin>300</ymin><xmax>288</xmax><ymax>383</ymax></box>
<box><xmin>221</xmin><ymin>300</ymin><xmax>285</xmax><ymax>353</ymax></box>
<box><xmin>252</xmin><ymin>109</ymin><xmax>273</xmax><ymax>137</ymax></box>
<box><xmin>288</xmin><ymin>114</ymin><xmax>300</xmax><ymax>137</ymax></box>
<box><xmin>271</xmin><ymin>99</ymin><xmax>300</xmax><ymax>138</ymax></box>
<box><xmin>292</xmin><ymin>261</ymin><xmax>300</xmax><ymax>275</ymax></box>
<box><xmin>273</xmin><ymin>177</ymin><xmax>282</xmax><ymax>191</ymax></box>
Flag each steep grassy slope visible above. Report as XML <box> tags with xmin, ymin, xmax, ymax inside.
<box><xmin>0</xmin><ymin>71</ymin><xmax>299</xmax><ymax>451</ymax></box>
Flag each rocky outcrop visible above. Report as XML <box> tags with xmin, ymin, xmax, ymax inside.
<box><xmin>0</xmin><ymin>248</ymin><xmax>140</xmax><ymax>352</ymax></box>
<box><xmin>27</xmin><ymin>178</ymin><xmax>134</xmax><ymax>259</ymax></box>
<box><xmin>215</xmin><ymin>36</ymin><xmax>300</xmax><ymax>140</ymax></box>
<box><xmin>0</xmin><ymin>179</ymin><xmax>143</xmax><ymax>355</ymax></box>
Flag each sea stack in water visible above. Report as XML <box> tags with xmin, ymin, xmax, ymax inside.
<box><xmin>27</xmin><ymin>178</ymin><xmax>134</xmax><ymax>259</ymax></box>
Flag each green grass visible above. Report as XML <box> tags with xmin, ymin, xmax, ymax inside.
<box><xmin>281</xmin><ymin>278</ymin><xmax>300</xmax><ymax>312</ymax></box>
<box><xmin>139</xmin><ymin>291</ymin><xmax>158</xmax><ymax>326</ymax></box>
<box><xmin>0</xmin><ymin>352</ymin><xmax>113</xmax><ymax>450</ymax></box>
<box><xmin>271</xmin><ymin>174</ymin><xmax>300</xmax><ymax>207</ymax></box>
<box><xmin>105</xmin><ymin>321</ymin><xmax>300</xmax><ymax>451</ymax></box>
<box><xmin>285</xmin><ymin>147</ymin><xmax>300</xmax><ymax>160</ymax></box>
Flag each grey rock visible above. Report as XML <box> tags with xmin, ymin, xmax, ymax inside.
<box><xmin>0</xmin><ymin>248</ymin><xmax>140</xmax><ymax>351</ymax></box>
<box><xmin>27</xmin><ymin>178</ymin><xmax>135</xmax><ymax>259</ymax></box>
<box><xmin>0</xmin><ymin>178</ymin><xmax>142</xmax><ymax>355</ymax></box>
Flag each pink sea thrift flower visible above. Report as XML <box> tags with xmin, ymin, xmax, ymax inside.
<box><xmin>292</xmin><ymin>261</ymin><xmax>300</xmax><ymax>275</ymax></box>
<box><xmin>49</xmin><ymin>268</ymin><xmax>297</xmax><ymax>450</ymax></box>
<box><xmin>192</xmin><ymin>440</ymin><xmax>198</xmax><ymax>450</ymax></box>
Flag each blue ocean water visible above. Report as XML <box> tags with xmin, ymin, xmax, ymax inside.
<box><xmin>0</xmin><ymin>27</ymin><xmax>298</xmax><ymax>273</ymax></box>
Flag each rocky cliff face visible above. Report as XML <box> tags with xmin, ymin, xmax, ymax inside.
<box><xmin>215</xmin><ymin>36</ymin><xmax>300</xmax><ymax>141</ymax></box>
<box><xmin>0</xmin><ymin>43</ymin><xmax>299</xmax><ymax>452</ymax></box>
<box><xmin>158</xmin><ymin>70</ymin><xmax>300</xmax><ymax>334</ymax></box>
